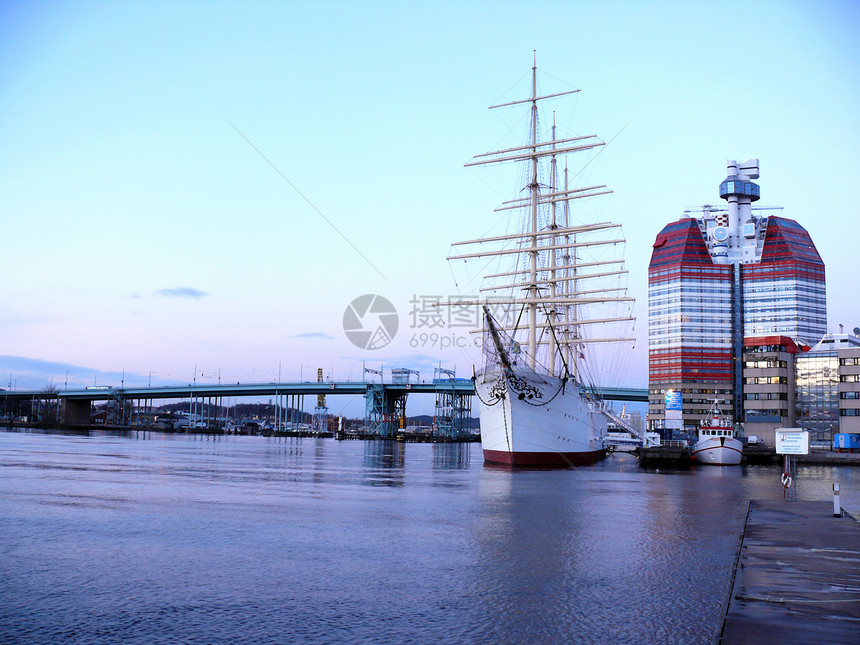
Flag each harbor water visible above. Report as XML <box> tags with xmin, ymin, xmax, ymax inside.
<box><xmin>2</xmin><ymin>429</ymin><xmax>858</xmax><ymax>644</ymax></box>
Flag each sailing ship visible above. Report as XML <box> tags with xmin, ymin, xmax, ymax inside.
<box><xmin>447</xmin><ymin>57</ymin><xmax>635</xmax><ymax>467</ymax></box>
<box><xmin>691</xmin><ymin>399</ymin><xmax>743</xmax><ymax>466</ymax></box>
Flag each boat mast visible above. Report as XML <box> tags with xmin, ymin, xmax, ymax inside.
<box><xmin>446</xmin><ymin>57</ymin><xmax>634</xmax><ymax>369</ymax></box>
<box><xmin>562</xmin><ymin>163</ymin><xmax>572</xmax><ymax>373</ymax></box>
<box><xmin>565</xmin><ymin>163</ymin><xmax>580</xmax><ymax>381</ymax></box>
<box><xmin>547</xmin><ymin>112</ymin><xmax>559</xmax><ymax>376</ymax></box>
<box><xmin>528</xmin><ymin>55</ymin><xmax>539</xmax><ymax>370</ymax></box>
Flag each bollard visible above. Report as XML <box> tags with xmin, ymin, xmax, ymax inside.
<box><xmin>833</xmin><ymin>483</ymin><xmax>841</xmax><ymax>517</ymax></box>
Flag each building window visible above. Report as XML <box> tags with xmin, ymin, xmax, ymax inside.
<box><xmin>744</xmin><ymin>359</ymin><xmax>788</xmax><ymax>369</ymax></box>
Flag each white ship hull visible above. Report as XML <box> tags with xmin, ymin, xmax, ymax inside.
<box><xmin>691</xmin><ymin>436</ymin><xmax>743</xmax><ymax>465</ymax></box>
<box><xmin>476</xmin><ymin>368</ymin><xmax>607</xmax><ymax>467</ymax></box>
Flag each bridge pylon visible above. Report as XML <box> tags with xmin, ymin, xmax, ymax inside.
<box><xmin>364</xmin><ymin>383</ymin><xmax>406</xmax><ymax>437</ymax></box>
<box><xmin>433</xmin><ymin>369</ymin><xmax>472</xmax><ymax>438</ymax></box>
<box><xmin>313</xmin><ymin>368</ymin><xmax>328</xmax><ymax>433</ymax></box>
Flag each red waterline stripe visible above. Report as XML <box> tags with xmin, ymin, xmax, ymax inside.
<box><xmin>483</xmin><ymin>448</ymin><xmax>606</xmax><ymax>468</ymax></box>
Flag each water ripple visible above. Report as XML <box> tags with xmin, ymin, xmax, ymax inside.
<box><xmin>2</xmin><ymin>430</ymin><xmax>859</xmax><ymax>644</ymax></box>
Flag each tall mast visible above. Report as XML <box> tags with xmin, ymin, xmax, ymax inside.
<box><xmin>566</xmin><ymin>163</ymin><xmax>580</xmax><ymax>380</ymax></box>
<box><xmin>446</xmin><ymin>56</ymin><xmax>635</xmax><ymax>376</ymax></box>
<box><xmin>563</xmin><ymin>163</ymin><xmax>573</xmax><ymax>373</ymax></box>
<box><xmin>547</xmin><ymin>112</ymin><xmax>559</xmax><ymax>376</ymax></box>
<box><xmin>528</xmin><ymin>55</ymin><xmax>539</xmax><ymax>370</ymax></box>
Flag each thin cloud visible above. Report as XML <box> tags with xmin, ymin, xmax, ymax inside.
<box><xmin>0</xmin><ymin>355</ymin><xmax>86</xmax><ymax>375</ymax></box>
<box><xmin>293</xmin><ymin>332</ymin><xmax>334</xmax><ymax>340</ymax></box>
<box><xmin>0</xmin><ymin>355</ymin><xmax>185</xmax><ymax>390</ymax></box>
<box><xmin>153</xmin><ymin>287</ymin><xmax>209</xmax><ymax>299</ymax></box>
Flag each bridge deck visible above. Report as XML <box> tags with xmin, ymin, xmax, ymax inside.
<box><xmin>1</xmin><ymin>382</ymin><xmax>648</xmax><ymax>402</ymax></box>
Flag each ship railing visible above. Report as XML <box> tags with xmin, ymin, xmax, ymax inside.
<box><xmin>661</xmin><ymin>440</ymin><xmax>689</xmax><ymax>449</ymax></box>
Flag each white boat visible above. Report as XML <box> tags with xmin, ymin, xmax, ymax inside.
<box><xmin>447</xmin><ymin>57</ymin><xmax>635</xmax><ymax>467</ymax></box>
<box><xmin>691</xmin><ymin>399</ymin><xmax>743</xmax><ymax>466</ymax></box>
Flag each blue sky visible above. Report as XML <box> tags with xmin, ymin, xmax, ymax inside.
<box><xmin>2</xmin><ymin>1</ymin><xmax>859</xmax><ymax>416</ymax></box>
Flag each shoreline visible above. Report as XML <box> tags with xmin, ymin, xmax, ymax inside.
<box><xmin>4</xmin><ymin>425</ymin><xmax>860</xmax><ymax>464</ymax></box>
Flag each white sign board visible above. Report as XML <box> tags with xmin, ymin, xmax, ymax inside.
<box><xmin>663</xmin><ymin>418</ymin><xmax>682</xmax><ymax>431</ymax></box>
<box><xmin>775</xmin><ymin>428</ymin><xmax>809</xmax><ymax>455</ymax></box>
<box><xmin>665</xmin><ymin>409</ymin><xmax>682</xmax><ymax>422</ymax></box>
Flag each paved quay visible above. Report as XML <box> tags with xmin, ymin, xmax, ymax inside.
<box><xmin>798</xmin><ymin>448</ymin><xmax>860</xmax><ymax>465</ymax></box>
<box><xmin>718</xmin><ymin>500</ymin><xmax>860</xmax><ymax>644</ymax></box>
<box><xmin>744</xmin><ymin>446</ymin><xmax>860</xmax><ymax>466</ymax></box>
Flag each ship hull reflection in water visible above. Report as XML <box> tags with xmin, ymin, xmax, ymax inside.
<box><xmin>2</xmin><ymin>429</ymin><xmax>858</xmax><ymax>644</ymax></box>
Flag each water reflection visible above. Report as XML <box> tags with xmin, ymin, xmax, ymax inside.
<box><xmin>362</xmin><ymin>440</ymin><xmax>405</xmax><ymax>487</ymax></box>
<box><xmin>432</xmin><ymin>442</ymin><xmax>471</xmax><ymax>470</ymax></box>
<box><xmin>469</xmin><ymin>457</ymin><xmax>756</xmax><ymax>643</ymax></box>
<box><xmin>311</xmin><ymin>438</ymin><xmax>327</xmax><ymax>485</ymax></box>
<box><xmin>472</xmin><ymin>469</ymin><xmax>594</xmax><ymax>641</ymax></box>
<box><xmin>189</xmin><ymin>432</ymin><xmax>223</xmax><ymax>442</ymax></box>
<box><xmin>2</xmin><ymin>430</ymin><xmax>859</xmax><ymax>645</ymax></box>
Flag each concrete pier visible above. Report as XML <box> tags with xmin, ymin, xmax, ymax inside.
<box><xmin>718</xmin><ymin>500</ymin><xmax>860</xmax><ymax>644</ymax></box>
<box><xmin>636</xmin><ymin>441</ymin><xmax>692</xmax><ymax>468</ymax></box>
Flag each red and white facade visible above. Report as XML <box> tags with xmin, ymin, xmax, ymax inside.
<box><xmin>648</xmin><ymin>160</ymin><xmax>826</xmax><ymax>430</ymax></box>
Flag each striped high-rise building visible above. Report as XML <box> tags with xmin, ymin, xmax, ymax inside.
<box><xmin>648</xmin><ymin>159</ymin><xmax>827</xmax><ymax>430</ymax></box>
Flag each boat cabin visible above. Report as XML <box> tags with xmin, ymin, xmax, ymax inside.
<box><xmin>700</xmin><ymin>428</ymin><xmax>733</xmax><ymax>437</ymax></box>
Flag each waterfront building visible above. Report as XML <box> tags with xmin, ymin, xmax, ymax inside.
<box><xmin>648</xmin><ymin>160</ymin><xmax>827</xmax><ymax>431</ymax></box>
<box><xmin>742</xmin><ymin>335</ymin><xmax>805</xmax><ymax>440</ymax></box>
<box><xmin>795</xmin><ymin>332</ymin><xmax>860</xmax><ymax>442</ymax></box>
<box><xmin>795</xmin><ymin>336</ymin><xmax>841</xmax><ymax>442</ymax></box>
<box><xmin>742</xmin><ymin>332</ymin><xmax>860</xmax><ymax>445</ymax></box>
<box><xmin>840</xmin><ymin>341</ymin><xmax>860</xmax><ymax>434</ymax></box>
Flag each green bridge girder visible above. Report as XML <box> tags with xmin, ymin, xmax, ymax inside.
<box><xmin>1</xmin><ymin>381</ymin><xmax>648</xmax><ymax>434</ymax></box>
<box><xmin>0</xmin><ymin>381</ymin><xmax>647</xmax><ymax>402</ymax></box>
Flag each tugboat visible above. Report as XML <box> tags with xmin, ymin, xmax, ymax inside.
<box><xmin>691</xmin><ymin>399</ymin><xmax>743</xmax><ymax>465</ymax></box>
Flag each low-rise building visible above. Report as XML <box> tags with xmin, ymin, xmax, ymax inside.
<box><xmin>742</xmin><ymin>331</ymin><xmax>860</xmax><ymax>446</ymax></box>
<box><xmin>742</xmin><ymin>335</ymin><xmax>806</xmax><ymax>445</ymax></box>
<box><xmin>839</xmin><ymin>343</ymin><xmax>860</xmax><ymax>434</ymax></box>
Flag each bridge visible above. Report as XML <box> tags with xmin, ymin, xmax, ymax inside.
<box><xmin>1</xmin><ymin>379</ymin><xmax>648</xmax><ymax>437</ymax></box>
